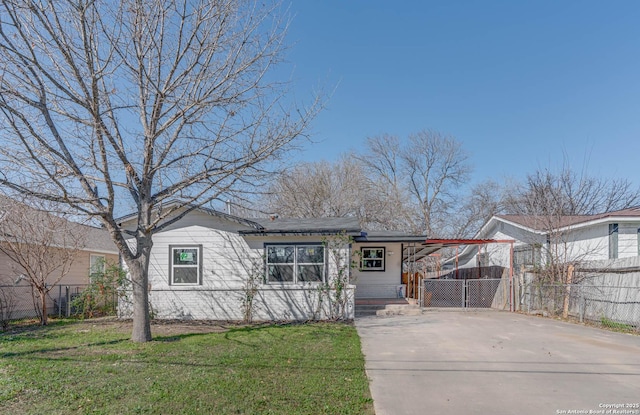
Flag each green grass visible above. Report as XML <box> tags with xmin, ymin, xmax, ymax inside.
<box><xmin>0</xmin><ymin>320</ymin><xmax>374</xmax><ymax>414</ymax></box>
<box><xmin>600</xmin><ymin>317</ymin><xmax>636</xmax><ymax>333</ymax></box>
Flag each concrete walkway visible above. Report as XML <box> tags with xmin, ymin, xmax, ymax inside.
<box><xmin>356</xmin><ymin>310</ymin><xmax>640</xmax><ymax>415</ymax></box>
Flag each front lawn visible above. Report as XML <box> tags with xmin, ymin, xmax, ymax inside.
<box><xmin>0</xmin><ymin>320</ymin><xmax>374</xmax><ymax>414</ymax></box>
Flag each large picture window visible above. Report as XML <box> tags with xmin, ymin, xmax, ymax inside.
<box><xmin>361</xmin><ymin>247</ymin><xmax>385</xmax><ymax>271</ymax></box>
<box><xmin>170</xmin><ymin>245</ymin><xmax>202</xmax><ymax>285</ymax></box>
<box><xmin>266</xmin><ymin>244</ymin><xmax>325</xmax><ymax>283</ymax></box>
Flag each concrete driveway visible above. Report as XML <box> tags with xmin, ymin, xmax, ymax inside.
<box><xmin>356</xmin><ymin>310</ymin><xmax>640</xmax><ymax>415</ymax></box>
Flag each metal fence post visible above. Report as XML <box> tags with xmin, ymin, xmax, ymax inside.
<box><xmin>58</xmin><ymin>285</ymin><xmax>62</xmax><ymax>318</ymax></box>
<box><xmin>579</xmin><ymin>290</ymin><xmax>585</xmax><ymax>323</ymax></box>
<box><xmin>461</xmin><ymin>280</ymin><xmax>466</xmax><ymax>308</ymax></box>
<box><xmin>65</xmin><ymin>286</ymin><xmax>70</xmax><ymax>317</ymax></box>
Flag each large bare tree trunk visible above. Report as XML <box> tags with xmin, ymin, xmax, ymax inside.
<box><xmin>129</xmin><ymin>262</ymin><xmax>151</xmax><ymax>342</ymax></box>
<box><xmin>126</xmin><ymin>238</ymin><xmax>153</xmax><ymax>343</ymax></box>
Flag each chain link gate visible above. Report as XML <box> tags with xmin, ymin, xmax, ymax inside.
<box><xmin>423</xmin><ymin>278</ymin><xmax>504</xmax><ymax>308</ymax></box>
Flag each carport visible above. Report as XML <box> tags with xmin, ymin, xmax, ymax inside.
<box><xmin>353</xmin><ymin>236</ymin><xmax>516</xmax><ymax>312</ymax></box>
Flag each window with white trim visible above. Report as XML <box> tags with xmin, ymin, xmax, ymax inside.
<box><xmin>89</xmin><ymin>254</ymin><xmax>106</xmax><ymax>279</ymax></box>
<box><xmin>170</xmin><ymin>245</ymin><xmax>202</xmax><ymax>285</ymax></box>
<box><xmin>266</xmin><ymin>244</ymin><xmax>325</xmax><ymax>283</ymax></box>
<box><xmin>361</xmin><ymin>247</ymin><xmax>385</xmax><ymax>271</ymax></box>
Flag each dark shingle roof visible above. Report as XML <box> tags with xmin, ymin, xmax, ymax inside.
<box><xmin>353</xmin><ymin>230</ymin><xmax>426</xmax><ymax>243</ymax></box>
<box><xmin>240</xmin><ymin>217</ymin><xmax>361</xmax><ymax>235</ymax></box>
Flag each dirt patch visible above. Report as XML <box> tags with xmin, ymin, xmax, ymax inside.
<box><xmin>77</xmin><ymin>317</ymin><xmax>238</xmax><ymax>336</ymax></box>
<box><xmin>2</xmin><ymin>317</ymin><xmax>274</xmax><ymax>337</ymax></box>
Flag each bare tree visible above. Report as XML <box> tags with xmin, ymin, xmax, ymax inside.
<box><xmin>265</xmin><ymin>159</ymin><xmax>361</xmax><ymax>218</ymax></box>
<box><xmin>263</xmin><ymin>156</ymin><xmax>413</xmax><ymax>231</ymax></box>
<box><xmin>451</xmin><ymin>179</ymin><xmax>508</xmax><ymax>238</ymax></box>
<box><xmin>355</xmin><ymin>131</ymin><xmax>471</xmax><ymax>236</ymax></box>
<box><xmin>0</xmin><ymin>0</ymin><xmax>320</xmax><ymax>341</ymax></box>
<box><xmin>401</xmin><ymin>130</ymin><xmax>471</xmax><ymax>236</ymax></box>
<box><xmin>0</xmin><ymin>196</ymin><xmax>87</xmax><ymax>325</ymax></box>
<box><xmin>506</xmin><ymin>164</ymin><xmax>640</xmax><ymax>217</ymax></box>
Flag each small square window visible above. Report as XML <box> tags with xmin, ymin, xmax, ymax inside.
<box><xmin>170</xmin><ymin>246</ymin><xmax>202</xmax><ymax>285</ymax></box>
<box><xmin>361</xmin><ymin>247</ymin><xmax>385</xmax><ymax>271</ymax></box>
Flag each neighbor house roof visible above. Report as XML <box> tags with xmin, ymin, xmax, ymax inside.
<box><xmin>0</xmin><ymin>195</ymin><xmax>118</xmax><ymax>254</ymax></box>
<box><xmin>495</xmin><ymin>206</ymin><xmax>640</xmax><ymax>233</ymax></box>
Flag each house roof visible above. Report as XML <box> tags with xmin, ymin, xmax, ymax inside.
<box><xmin>115</xmin><ymin>201</ymin><xmax>264</xmax><ymax>231</ymax></box>
<box><xmin>240</xmin><ymin>216</ymin><xmax>361</xmax><ymax>236</ymax></box>
<box><xmin>495</xmin><ymin>206</ymin><xmax>640</xmax><ymax>233</ymax></box>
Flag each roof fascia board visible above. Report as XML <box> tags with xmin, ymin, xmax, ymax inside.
<box><xmin>116</xmin><ymin>201</ymin><xmax>264</xmax><ymax>230</ymax></box>
<box><xmin>353</xmin><ymin>236</ymin><xmax>426</xmax><ymax>243</ymax></box>
<box><xmin>556</xmin><ymin>216</ymin><xmax>640</xmax><ymax>233</ymax></box>
<box><xmin>240</xmin><ymin>229</ymin><xmax>361</xmax><ymax>236</ymax></box>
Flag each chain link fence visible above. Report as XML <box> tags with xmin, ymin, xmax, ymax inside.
<box><xmin>521</xmin><ymin>283</ymin><xmax>640</xmax><ymax>330</ymax></box>
<box><xmin>0</xmin><ymin>284</ymin><xmax>97</xmax><ymax>325</ymax></box>
<box><xmin>422</xmin><ymin>278</ymin><xmax>505</xmax><ymax>308</ymax></box>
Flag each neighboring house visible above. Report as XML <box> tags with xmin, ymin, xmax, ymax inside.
<box><xmin>117</xmin><ymin>205</ymin><xmax>429</xmax><ymax>321</ymax></box>
<box><xmin>0</xmin><ymin>196</ymin><xmax>119</xmax><ymax>318</ymax></box>
<box><xmin>450</xmin><ymin>207</ymin><xmax>640</xmax><ymax>271</ymax></box>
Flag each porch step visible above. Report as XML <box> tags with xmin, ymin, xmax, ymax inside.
<box><xmin>355</xmin><ymin>304</ymin><xmax>387</xmax><ymax>317</ymax></box>
<box><xmin>376</xmin><ymin>304</ymin><xmax>423</xmax><ymax>317</ymax></box>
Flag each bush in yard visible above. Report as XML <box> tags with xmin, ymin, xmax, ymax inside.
<box><xmin>72</xmin><ymin>261</ymin><xmax>127</xmax><ymax>318</ymax></box>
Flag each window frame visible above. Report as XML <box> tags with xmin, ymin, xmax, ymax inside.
<box><xmin>265</xmin><ymin>243</ymin><xmax>326</xmax><ymax>284</ymax></box>
<box><xmin>360</xmin><ymin>247</ymin><xmax>386</xmax><ymax>272</ymax></box>
<box><xmin>513</xmin><ymin>244</ymin><xmax>541</xmax><ymax>270</ymax></box>
<box><xmin>89</xmin><ymin>254</ymin><xmax>106</xmax><ymax>279</ymax></box>
<box><xmin>169</xmin><ymin>245</ymin><xmax>203</xmax><ymax>286</ymax></box>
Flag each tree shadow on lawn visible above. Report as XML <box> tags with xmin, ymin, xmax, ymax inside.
<box><xmin>1</xmin><ymin>337</ymin><xmax>130</xmax><ymax>358</ymax></box>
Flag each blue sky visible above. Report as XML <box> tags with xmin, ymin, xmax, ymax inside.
<box><xmin>280</xmin><ymin>1</ymin><xmax>640</xmax><ymax>188</ymax></box>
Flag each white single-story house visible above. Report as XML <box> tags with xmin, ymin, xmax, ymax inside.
<box><xmin>449</xmin><ymin>207</ymin><xmax>640</xmax><ymax>271</ymax></box>
<box><xmin>117</xmin><ymin>205</ymin><xmax>430</xmax><ymax>321</ymax></box>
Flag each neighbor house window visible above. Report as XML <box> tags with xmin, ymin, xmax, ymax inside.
<box><xmin>89</xmin><ymin>254</ymin><xmax>106</xmax><ymax>277</ymax></box>
<box><xmin>609</xmin><ymin>223</ymin><xmax>618</xmax><ymax>259</ymax></box>
<box><xmin>266</xmin><ymin>244</ymin><xmax>325</xmax><ymax>283</ymax></box>
<box><xmin>170</xmin><ymin>245</ymin><xmax>202</xmax><ymax>285</ymax></box>
<box><xmin>361</xmin><ymin>247</ymin><xmax>385</xmax><ymax>271</ymax></box>
<box><xmin>513</xmin><ymin>244</ymin><xmax>541</xmax><ymax>271</ymax></box>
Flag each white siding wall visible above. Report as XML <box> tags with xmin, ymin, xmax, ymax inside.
<box><xmin>560</xmin><ymin>225</ymin><xmax>608</xmax><ymax>261</ymax></box>
<box><xmin>619</xmin><ymin>222</ymin><xmax>640</xmax><ymax>258</ymax></box>
<box><xmin>120</xmin><ymin>215</ymin><xmax>354</xmax><ymax>321</ymax></box>
<box><xmin>352</xmin><ymin>242</ymin><xmax>403</xmax><ymax>298</ymax></box>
